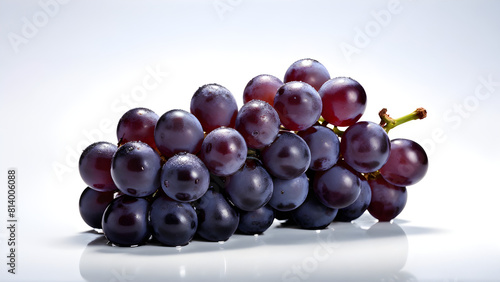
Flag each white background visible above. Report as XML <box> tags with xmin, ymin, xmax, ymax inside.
<box><xmin>1</xmin><ymin>0</ymin><xmax>500</xmax><ymax>281</ymax></box>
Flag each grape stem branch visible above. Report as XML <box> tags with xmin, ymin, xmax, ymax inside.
<box><xmin>379</xmin><ymin>108</ymin><xmax>427</xmax><ymax>133</ymax></box>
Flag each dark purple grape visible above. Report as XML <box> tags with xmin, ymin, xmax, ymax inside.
<box><xmin>319</xmin><ymin>77</ymin><xmax>367</xmax><ymax>127</ymax></box>
<box><xmin>190</xmin><ymin>83</ymin><xmax>238</xmax><ymax>133</ymax></box>
<box><xmin>237</xmin><ymin>205</ymin><xmax>275</xmax><ymax>235</ymax></box>
<box><xmin>79</xmin><ymin>141</ymin><xmax>118</xmax><ymax>192</ymax></box>
<box><xmin>79</xmin><ymin>187</ymin><xmax>115</xmax><ymax>229</ymax></box>
<box><xmin>284</xmin><ymin>58</ymin><xmax>331</xmax><ymax>91</ymax></box>
<box><xmin>101</xmin><ymin>195</ymin><xmax>151</xmax><ymax>247</ymax></box>
<box><xmin>313</xmin><ymin>164</ymin><xmax>361</xmax><ymax>209</ymax></box>
<box><xmin>199</xmin><ymin>127</ymin><xmax>247</xmax><ymax>177</ymax></box>
<box><xmin>297</xmin><ymin>125</ymin><xmax>340</xmax><ymax>171</ymax></box>
<box><xmin>195</xmin><ymin>188</ymin><xmax>239</xmax><ymax>242</ymax></box>
<box><xmin>268</xmin><ymin>173</ymin><xmax>309</xmax><ymax>212</ymax></box>
<box><xmin>149</xmin><ymin>194</ymin><xmax>198</xmax><ymax>246</ymax></box>
<box><xmin>368</xmin><ymin>175</ymin><xmax>407</xmax><ymax>222</ymax></box>
<box><xmin>116</xmin><ymin>107</ymin><xmax>159</xmax><ymax>149</ymax></box>
<box><xmin>225</xmin><ymin>158</ymin><xmax>273</xmax><ymax>211</ymax></box>
<box><xmin>291</xmin><ymin>193</ymin><xmax>338</xmax><ymax>229</ymax></box>
<box><xmin>160</xmin><ymin>153</ymin><xmax>209</xmax><ymax>202</ymax></box>
<box><xmin>335</xmin><ymin>177</ymin><xmax>371</xmax><ymax>222</ymax></box>
<box><xmin>243</xmin><ymin>74</ymin><xmax>284</xmax><ymax>106</ymax></box>
<box><xmin>111</xmin><ymin>141</ymin><xmax>161</xmax><ymax>197</ymax></box>
<box><xmin>340</xmin><ymin>121</ymin><xmax>391</xmax><ymax>173</ymax></box>
<box><xmin>261</xmin><ymin>132</ymin><xmax>311</xmax><ymax>180</ymax></box>
<box><xmin>379</xmin><ymin>139</ymin><xmax>428</xmax><ymax>186</ymax></box>
<box><xmin>273</xmin><ymin>81</ymin><xmax>323</xmax><ymax>131</ymax></box>
<box><xmin>235</xmin><ymin>99</ymin><xmax>280</xmax><ymax>149</ymax></box>
<box><xmin>154</xmin><ymin>109</ymin><xmax>204</xmax><ymax>158</ymax></box>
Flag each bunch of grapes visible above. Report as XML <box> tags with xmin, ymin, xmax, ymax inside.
<box><xmin>78</xmin><ymin>58</ymin><xmax>429</xmax><ymax>247</ymax></box>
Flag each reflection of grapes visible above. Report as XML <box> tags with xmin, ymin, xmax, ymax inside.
<box><xmin>77</xmin><ymin>57</ymin><xmax>428</xmax><ymax>247</ymax></box>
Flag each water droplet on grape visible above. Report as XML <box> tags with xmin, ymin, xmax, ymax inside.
<box><xmin>164</xmin><ymin>180</ymin><xmax>169</xmax><ymax>187</ymax></box>
<box><xmin>195</xmin><ymin>179</ymin><xmax>199</xmax><ymax>184</ymax></box>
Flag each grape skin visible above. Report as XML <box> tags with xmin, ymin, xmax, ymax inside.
<box><xmin>298</xmin><ymin>125</ymin><xmax>340</xmax><ymax>171</ymax></box>
<box><xmin>335</xmin><ymin>178</ymin><xmax>371</xmax><ymax>222</ymax></box>
<box><xmin>79</xmin><ymin>141</ymin><xmax>118</xmax><ymax>192</ymax></box>
<box><xmin>379</xmin><ymin>138</ymin><xmax>428</xmax><ymax>186</ymax></box>
<box><xmin>313</xmin><ymin>164</ymin><xmax>361</xmax><ymax>209</ymax></box>
<box><xmin>268</xmin><ymin>173</ymin><xmax>309</xmax><ymax>212</ymax></box>
<box><xmin>243</xmin><ymin>74</ymin><xmax>283</xmax><ymax>106</ymax></box>
<box><xmin>367</xmin><ymin>175</ymin><xmax>407</xmax><ymax>222</ymax></box>
<box><xmin>116</xmin><ymin>107</ymin><xmax>159</xmax><ymax>149</ymax></box>
<box><xmin>284</xmin><ymin>58</ymin><xmax>331</xmax><ymax>91</ymax></box>
<box><xmin>291</xmin><ymin>193</ymin><xmax>338</xmax><ymax>230</ymax></box>
<box><xmin>235</xmin><ymin>99</ymin><xmax>280</xmax><ymax>150</ymax></box>
<box><xmin>237</xmin><ymin>205</ymin><xmax>275</xmax><ymax>235</ymax></box>
<box><xmin>79</xmin><ymin>187</ymin><xmax>115</xmax><ymax>229</ymax></box>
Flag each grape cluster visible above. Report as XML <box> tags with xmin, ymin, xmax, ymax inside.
<box><xmin>78</xmin><ymin>58</ymin><xmax>429</xmax><ymax>247</ymax></box>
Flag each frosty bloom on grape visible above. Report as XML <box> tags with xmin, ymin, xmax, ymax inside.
<box><xmin>213</xmin><ymin>0</ymin><xmax>243</xmax><ymax>20</ymax></box>
<box><xmin>52</xmin><ymin>64</ymin><xmax>169</xmax><ymax>183</ymax></box>
<box><xmin>421</xmin><ymin>74</ymin><xmax>499</xmax><ymax>156</ymax></box>
<box><xmin>7</xmin><ymin>0</ymin><xmax>72</xmax><ymax>54</ymax></box>
<box><xmin>281</xmin><ymin>231</ymin><xmax>338</xmax><ymax>282</ymax></box>
<box><xmin>339</xmin><ymin>0</ymin><xmax>403</xmax><ymax>63</ymax></box>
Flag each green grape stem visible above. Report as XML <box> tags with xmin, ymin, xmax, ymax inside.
<box><xmin>379</xmin><ymin>107</ymin><xmax>427</xmax><ymax>133</ymax></box>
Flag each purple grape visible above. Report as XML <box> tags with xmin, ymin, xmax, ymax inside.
<box><xmin>237</xmin><ymin>205</ymin><xmax>275</xmax><ymax>235</ymax></box>
<box><xmin>313</xmin><ymin>163</ymin><xmax>361</xmax><ymax>209</ymax></box>
<box><xmin>297</xmin><ymin>125</ymin><xmax>340</xmax><ymax>171</ymax></box>
<box><xmin>224</xmin><ymin>158</ymin><xmax>273</xmax><ymax>211</ymax></box>
<box><xmin>154</xmin><ymin>109</ymin><xmax>204</xmax><ymax>158</ymax></box>
<box><xmin>268</xmin><ymin>173</ymin><xmax>309</xmax><ymax>212</ymax></box>
<box><xmin>235</xmin><ymin>99</ymin><xmax>280</xmax><ymax>149</ymax></box>
<box><xmin>340</xmin><ymin>121</ymin><xmax>391</xmax><ymax>173</ymax></box>
<box><xmin>291</xmin><ymin>193</ymin><xmax>338</xmax><ymax>229</ymax></box>
<box><xmin>190</xmin><ymin>83</ymin><xmax>238</xmax><ymax>133</ymax></box>
<box><xmin>335</xmin><ymin>177</ymin><xmax>371</xmax><ymax>222</ymax></box>
<box><xmin>261</xmin><ymin>131</ymin><xmax>311</xmax><ymax>180</ymax></box>
<box><xmin>284</xmin><ymin>58</ymin><xmax>331</xmax><ymax>91</ymax></box>
<box><xmin>368</xmin><ymin>175</ymin><xmax>407</xmax><ymax>222</ymax></box>
<box><xmin>111</xmin><ymin>141</ymin><xmax>161</xmax><ymax>197</ymax></box>
<box><xmin>199</xmin><ymin>127</ymin><xmax>247</xmax><ymax>177</ymax></box>
<box><xmin>160</xmin><ymin>153</ymin><xmax>209</xmax><ymax>202</ymax></box>
<box><xmin>319</xmin><ymin>77</ymin><xmax>367</xmax><ymax>127</ymax></box>
<box><xmin>101</xmin><ymin>195</ymin><xmax>151</xmax><ymax>247</ymax></box>
<box><xmin>79</xmin><ymin>141</ymin><xmax>118</xmax><ymax>192</ymax></box>
<box><xmin>195</xmin><ymin>188</ymin><xmax>239</xmax><ymax>242</ymax></box>
<box><xmin>149</xmin><ymin>194</ymin><xmax>198</xmax><ymax>246</ymax></box>
<box><xmin>116</xmin><ymin>107</ymin><xmax>159</xmax><ymax>149</ymax></box>
<box><xmin>273</xmin><ymin>81</ymin><xmax>323</xmax><ymax>131</ymax></box>
<box><xmin>243</xmin><ymin>74</ymin><xmax>284</xmax><ymax>106</ymax></box>
<box><xmin>79</xmin><ymin>187</ymin><xmax>115</xmax><ymax>229</ymax></box>
<box><xmin>379</xmin><ymin>138</ymin><xmax>428</xmax><ymax>186</ymax></box>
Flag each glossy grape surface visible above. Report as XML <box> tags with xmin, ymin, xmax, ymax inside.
<box><xmin>319</xmin><ymin>77</ymin><xmax>367</xmax><ymax>127</ymax></box>
<box><xmin>313</xmin><ymin>164</ymin><xmax>361</xmax><ymax>209</ymax></box>
<box><xmin>160</xmin><ymin>153</ymin><xmax>210</xmax><ymax>202</ymax></box>
<box><xmin>195</xmin><ymin>188</ymin><xmax>239</xmax><ymax>242</ymax></box>
<box><xmin>101</xmin><ymin>195</ymin><xmax>151</xmax><ymax>247</ymax></box>
<box><xmin>268</xmin><ymin>173</ymin><xmax>309</xmax><ymax>212</ymax></box>
<box><xmin>340</xmin><ymin>121</ymin><xmax>391</xmax><ymax>173</ymax></box>
<box><xmin>379</xmin><ymin>138</ymin><xmax>428</xmax><ymax>186</ymax></box>
<box><xmin>235</xmin><ymin>99</ymin><xmax>280</xmax><ymax>149</ymax></box>
<box><xmin>149</xmin><ymin>194</ymin><xmax>198</xmax><ymax>246</ymax></box>
<box><xmin>237</xmin><ymin>205</ymin><xmax>275</xmax><ymax>235</ymax></box>
<box><xmin>274</xmin><ymin>81</ymin><xmax>323</xmax><ymax>131</ymax></box>
<box><xmin>291</xmin><ymin>193</ymin><xmax>338</xmax><ymax>229</ymax></box>
<box><xmin>154</xmin><ymin>109</ymin><xmax>204</xmax><ymax>158</ymax></box>
<box><xmin>79</xmin><ymin>141</ymin><xmax>118</xmax><ymax>192</ymax></box>
<box><xmin>225</xmin><ymin>158</ymin><xmax>273</xmax><ymax>211</ymax></box>
<box><xmin>79</xmin><ymin>187</ymin><xmax>115</xmax><ymax>229</ymax></box>
<box><xmin>284</xmin><ymin>58</ymin><xmax>331</xmax><ymax>91</ymax></box>
<box><xmin>298</xmin><ymin>125</ymin><xmax>340</xmax><ymax>171</ymax></box>
<box><xmin>111</xmin><ymin>141</ymin><xmax>161</xmax><ymax>197</ymax></box>
<box><xmin>335</xmin><ymin>177</ymin><xmax>371</xmax><ymax>222</ymax></box>
<box><xmin>243</xmin><ymin>74</ymin><xmax>283</xmax><ymax>106</ymax></box>
<box><xmin>190</xmin><ymin>83</ymin><xmax>238</xmax><ymax>133</ymax></box>
<box><xmin>261</xmin><ymin>132</ymin><xmax>311</xmax><ymax>180</ymax></box>
<box><xmin>116</xmin><ymin>107</ymin><xmax>159</xmax><ymax>149</ymax></box>
<box><xmin>368</xmin><ymin>175</ymin><xmax>407</xmax><ymax>222</ymax></box>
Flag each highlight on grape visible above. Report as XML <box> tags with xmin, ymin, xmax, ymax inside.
<box><xmin>77</xmin><ymin>58</ymin><xmax>428</xmax><ymax>247</ymax></box>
